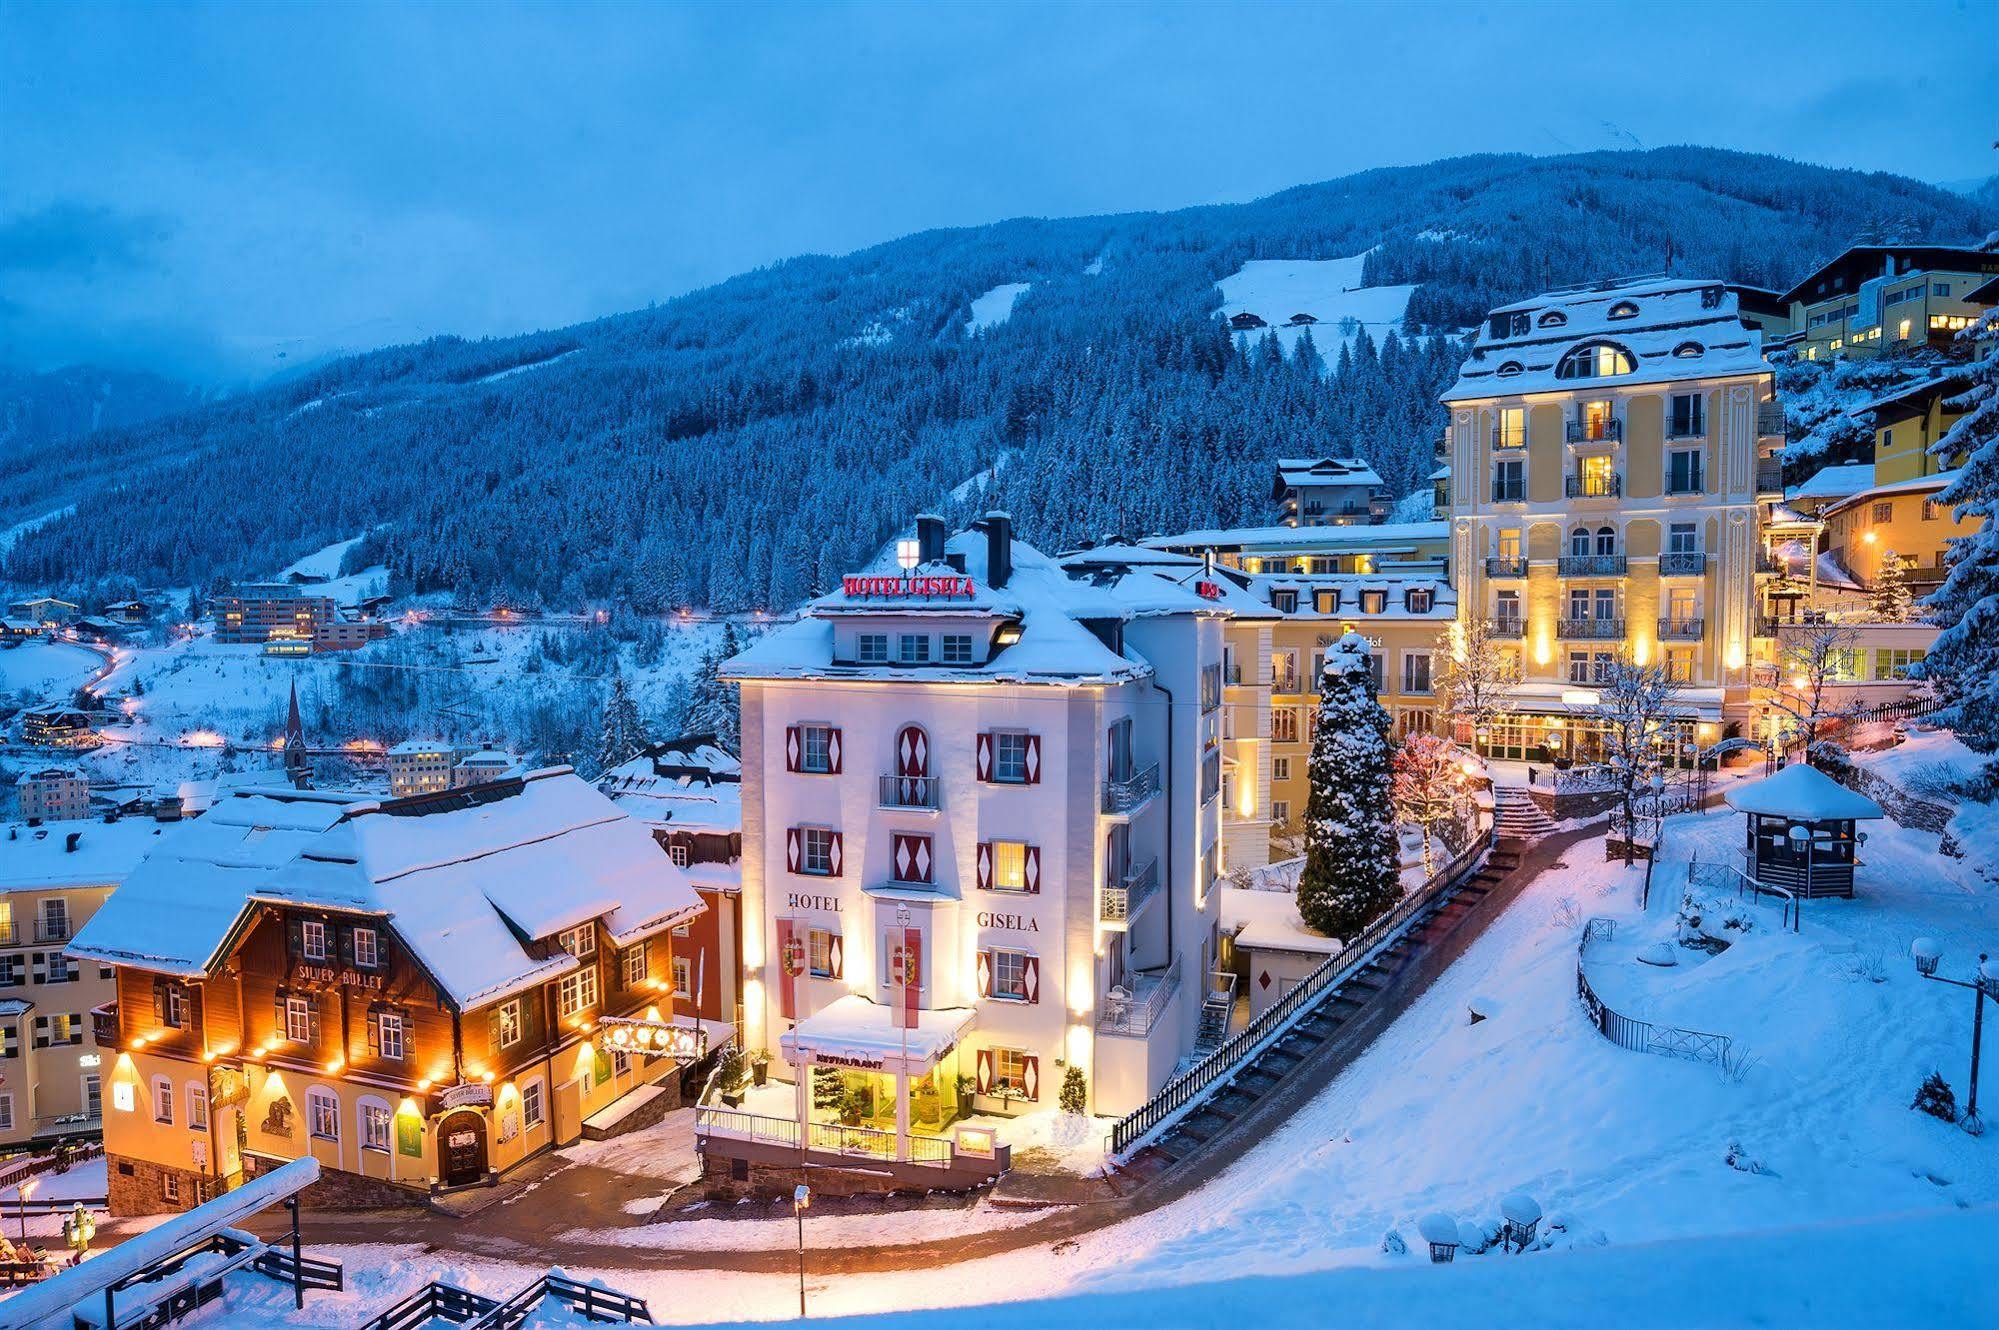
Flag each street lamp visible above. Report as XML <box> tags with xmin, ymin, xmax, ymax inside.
<box><xmin>793</xmin><ymin>1182</ymin><xmax>812</xmax><ymax>1317</ymax></box>
<box><xmin>17</xmin><ymin>1178</ymin><xmax>37</xmax><ymax>1245</ymax></box>
<box><xmin>1911</xmin><ymin>939</ymin><xmax>1996</xmax><ymax>1134</ymax></box>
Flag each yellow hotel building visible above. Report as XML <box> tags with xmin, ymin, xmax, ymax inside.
<box><xmin>1442</xmin><ymin>277</ymin><xmax>1785</xmax><ymax>761</ymax></box>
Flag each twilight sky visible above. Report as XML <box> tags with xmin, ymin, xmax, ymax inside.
<box><xmin>2</xmin><ymin>0</ymin><xmax>1995</xmax><ymax>383</ymax></box>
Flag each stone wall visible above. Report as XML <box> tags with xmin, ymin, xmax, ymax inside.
<box><xmin>107</xmin><ymin>1153</ymin><xmax>214</xmax><ymax>1217</ymax></box>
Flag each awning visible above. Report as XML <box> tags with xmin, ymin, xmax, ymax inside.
<box><xmin>781</xmin><ymin>994</ymin><xmax>976</xmax><ymax>1075</ymax></box>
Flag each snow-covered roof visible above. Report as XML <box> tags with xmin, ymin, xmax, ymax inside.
<box><xmin>1250</xmin><ymin>572</ymin><xmax>1455</xmax><ymax>621</ymax></box>
<box><xmin>1818</xmin><ymin>468</ymin><xmax>1960</xmax><ymax>520</ymax></box>
<box><xmin>1786</xmin><ymin>462</ymin><xmax>1875</xmax><ymax>505</ymax></box>
<box><xmin>1724</xmin><ymin>765</ymin><xmax>1885</xmax><ymax>821</ymax></box>
<box><xmin>1143</xmin><ymin>521</ymin><xmax>1450</xmax><ymax>555</ymax></box>
<box><xmin>1273</xmin><ymin>456</ymin><xmax>1385</xmax><ymax>491</ymax></box>
<box><xmin>0</xmin><ymin>817</ymin><xmax>170</xmax><ymax>891</ymax></box>
<box><xmin>1221</xmin><ymin>885</ymin><xmax>1343</xmax><ymax>955</ymax></box>
<box><xmin>257</xmin><ymin>769</ymin><xmax>704</xmax><ymax>1008</ymax></box>
<box><xmin>1444</xmin><ymin>277</ymin><xmax>1771</xmax><ymax>403</ymax></box>
<box><xmin>67</xmin><ymin>789</ymin><xmax>364</xmax><ymax>975</ymax></box>
<box><xmin>389</xmin><ymin>738</ymin><xmax>453</xmax><ymax>755</ymax></box>
<box><xmin>1847</xmin><ymin>371</ymin><xmax>1967</xmax><ymax>420</ymax></box>
<box><xmin>598</xmin><ymin>754</ymin><xmax>744</xmax><ymax>836</ymax></box>
<box><xmin>780</xmin><ymin>993</ymin><xmax>976</xmax><ymax>1073</ymax></box>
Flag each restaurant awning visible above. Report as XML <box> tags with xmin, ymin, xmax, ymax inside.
<box><xmin>781</xmin><ymin>994</ymin><xmax>977</xmax><ymax>1076</ymax></box>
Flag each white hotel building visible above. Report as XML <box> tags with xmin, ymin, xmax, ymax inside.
<box><xmin>715</xmin><ymin>514</ymin><xmax>1237</xmax><ymax>1187</ymax></box>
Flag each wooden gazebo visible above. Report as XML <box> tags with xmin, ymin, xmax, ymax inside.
<box><xmin>1724</xmin><ymin>764</ymin><xmax>1885</xmax><ymax>898</ymax></box>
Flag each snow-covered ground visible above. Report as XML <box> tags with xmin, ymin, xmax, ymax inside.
<box><xmin>0</xmin><ymin>505</ymin><xmax>76</xmax><ymax>556</ymax></box>
<box><xmin>1218</xmin><ymin>254</ymin><xmax>1417</xmax><ymax>364</ymax></box>
<box><xmin>0</xmin><ymin>640</ymin><xmax>103</xmax><ymax>696</ymax></box>
<box><xmin>965</xmin><ymin>282</ymin><xmax>1032</xmax><ymax>334</ymax></box>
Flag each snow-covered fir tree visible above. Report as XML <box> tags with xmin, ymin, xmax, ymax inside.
<box><xmin>1922</xmin><ymin>289</ymin><xmax>1999</xmax><ymax>755</ymax></box>
<box><xmin>682</xmin><ymin>621</ymin><xmax>744</xmax><ymax>753</ymax></box>
<box><xmin>1297</xmin><ymin>632</ymin><xmax>1401</xmax><ymax>939</ymax></box>
<box><xmin>1870</xmin><ymin>548</ymin><xmax>1914</xmax><ymax>623</ymax></box>
<box><xmin>597</xmin><ymin>669</ymin><xmax>651</xmax><ymax>773</ymax></box>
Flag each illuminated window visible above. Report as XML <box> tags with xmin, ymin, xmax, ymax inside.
<box><xmin>558</xmin><ymin>966</ymin><xmax>599</xmax><ymax>1018</ymax></box>
<box><xmin>1496</xmin><ymin>406</ymin><xmax>1526</xmax><ymax>448</ymax></box>
<box><xmin>989</xmin><ymin>949</ymin><xmax>1032</xmax><ymax>1002</ymax></box>
<box><xmin>285</xmin><ymin>995</ymin><xmax>313</xmax><ymax>1044</ymax></box>
<box><xmin>375</xmin><ymin>1010</ymin><xmax>406</xmax><ymax>1061</ymax></box>
<box><xmin>1898</xmin><ymin>318</ymin><xmax>1913</xmax><ymax>341</ymax></box>
<box><xmin>494</xmin><ymin>1000</ymin><xmax>522</xmax><ymax>1049</ymax></box>
<box><xmin>990</xmin><ymin>841</ymin><xmax>1030</xmax><ymax>893</ymax></box>
<box><xmin>1555</xmin><ymin>342</ymin><xmax>1634</xmax><ymax>380</ymax></box>
<box><xmin>808</xmin><ymin>928</ymin><xmax>838</xmax><ymax>978</ymax></box>
<box><xmin>352</xmin><ymin>927</ymin><xmax>379</xmax><ymax>969</ymax></box>
<box><xmin>557</xmin><ymin>925</ymin><xmax>596</xmax><ymax>959</ymax></box>
<box><xmin>359</xmin><ymin>1101</ymin><xmax>391</xmax><ymax>1152</ymax></box>
<box><xmin>153</xmin><ymin>1077</ymin><xmax>173</xmax><ymax>1124</ymax></box>
<box><xmin>1607</xmin><ymin>301</ymin><xmax>1639</xmax><ymax>319</ymax></box>
<box><xmin>300</xmin><ymin>920</ymin><xmax>329</xmax><ymax>962</ymax></box>
<box><xmin>308</xmin><ymin>1088</ymin><xmax>339</xmax><ymax>1141</ymax></box>
<box><xmin>621</xmin><ymin>942</ymin><xmax>649</xmax><ymax>989</ymax></box>
<box><xmin>523</xmin><ymin>1079</ymin><xmax>546</xmax><ymax>1128</ymax></box>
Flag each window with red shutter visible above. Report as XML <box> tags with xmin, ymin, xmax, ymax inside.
<box><xmin>891</xmin><ymin>833</ymin><xmax>932</xmax><ymax>884</ymax></box>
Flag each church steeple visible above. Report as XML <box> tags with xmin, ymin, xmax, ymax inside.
<box><xmin>284</xmin><ymin>677</ymin><xmax>309</xmax><ymax>786</ymax></box>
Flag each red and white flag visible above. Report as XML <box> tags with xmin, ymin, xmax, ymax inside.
<box><xmin>893</xmin><ymin>924</ymin><xmax>922</xmax><ymax>1030</ymax></box>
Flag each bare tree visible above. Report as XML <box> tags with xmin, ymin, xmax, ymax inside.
<box><xmin>1437</xmin><ymin>616</ymin><xmax>1518</xmax><ymax>747</ymax></box>
<box><xmin>1391</xmin><ymin>731</ymin><xmax>1474</xmax><ymax>876</ymax></box>
<box><xmin>1592</xmin><ymin>657</ymin><xmax>1684</xmax><ymax>866</ymax></box>
<box><xmin>1764</xmin><ymin>625</ymin><xmax>1864</xmax><ymax>763</ymax></box>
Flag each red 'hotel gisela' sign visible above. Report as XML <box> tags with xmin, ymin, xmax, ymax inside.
<box><xmin>842</xmin><ymin>575</ymin><xmax>977</xmax><ymax>599</ymax></box>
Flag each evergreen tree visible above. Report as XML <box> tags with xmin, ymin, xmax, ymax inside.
<box><xmin>1297</xmin><ymin>632</ymin><xmax>1401</xmax><ymax>939</ymax></box>
<box><xmin>1870</xmin><ymin>548</ymin><xmax>1914</xmax><ymax>623</ymax></box>
<box><xmin>1922</xmin><ymin>303</ymin><xmax>1999</xmax><ymax>752</ymax></box>
<box><xmin>597</xmin><ymin>669</ymin><xmax>651</xmax><ymax>773</ymax></box>
<box><xmin>682</xmin><ymin>621</ymin><xmax>743</xmax><ymax>753</ymax></box>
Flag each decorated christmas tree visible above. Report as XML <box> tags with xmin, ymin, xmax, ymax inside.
<box><xmin>1297</xmin><ymin>632</ymin><xmax>1401</xmax><ymax>939</ymax></box>
<box><xmin>1870</xmin><ymin>548</ymin><xmax>1914</xmax><ymax>623</ymax></box>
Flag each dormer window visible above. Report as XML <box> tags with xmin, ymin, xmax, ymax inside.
<box><xmin>1496</xmin><ymin>361</ymin><xmax>1524</xmax><ymax>378</ymax></box>
<box><xmin>1271</xmin><ymin>589</ymin><xmax>1298</xmax><ymax>614</ymax></box>
<box><xmin>941</xmin><ymin>633</ymin><xmax>973</xmax><ymax>664</ymax></box>
<box><xmin>1360</xmin><ymin>590</ymin><xmax>1387</xmax><ymax>614</ymax></box>
<box><xmin>856</xmin><ymin>633</ymin><xmax>888</xmax><ymax>664</ymax></box>
<box><xmin>1556</xmin><ymin>342</ymin><xmax>1635</xmax><ymax>380</ymax></box>
<box><xmin>1407</xmin><ymin>588</ymin><xmax>1434</xmax><ymax>613</ymax></box>
<box><xmin>1537</xmin><ymin>311</ymin><xmax>1567</xmax><ymax>328</ymax></box>
<box><xmin>1488</xmin><ymin>311</ymin><xmax>1529</xmax><ymax>339</ymax></box>
<box><xmin>557</xmin><ymin>924</ymin><xmax>596</xmax><ymax>959</ymax></box>
<box><xmin>898</xmin><ymin>634</ymin><xmax>931</xmax><ymax>664</ymax></box>
<box><xmin>1672</xmin><ymin>341</ymin><xmax>1704</xmax><ymax>359</ymax></box>
<box><xmin>1607</xmin><ymin>301</ymin><xmax>1639</xmax><ymax>319</ymax></box>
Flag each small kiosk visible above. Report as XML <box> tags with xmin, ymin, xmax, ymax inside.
<box><xmin>1724</xmin><ymin>764</ymin><xmax>1885</xmax><ymax>899</ymax></box>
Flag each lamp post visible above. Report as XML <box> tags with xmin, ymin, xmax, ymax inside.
<box><xmin>17</xmin><ymin>1177</ymin><xmax>37</xmax><ymax>1245</ymax></box>
<box><xmin>1911</xmin><ymin>940</ymin><xmax>1995</xmax><ymax>1134</ymax></box>
<box><xmin>792</xmin><ymin>1182</ymin><xmax>811</xmax><ymax>1317</ymax></box>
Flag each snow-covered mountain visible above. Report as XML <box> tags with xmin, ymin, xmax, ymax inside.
<box><xmin>0</xmin><ymin>363</ymin><xmax>202</xmax><ymax>456</ymax></box>
<box><xmin>3</xmin><ymin>147</ymin><xmax>1994</xmax><ymax>611</ymax></box>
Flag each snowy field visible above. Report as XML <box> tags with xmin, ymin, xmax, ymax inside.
<box><xmin>1218</xmin><ymin>253</ymin><xmax>1418</xmax><ymax>363</ymax></box>
<box><xmin>0</xmin><ymin>639</ymin><xmax>103</xmax><ymax>695</ymax></box>
<box><xmin>965</xmin><ymin>282</ymin><xmax>1032</xmax><ymax>334</ymax></box>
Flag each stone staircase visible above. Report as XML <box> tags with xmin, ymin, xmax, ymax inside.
<box><xmin>1116</xmin><ymin>840</ymin><xmax>1523</xmax><ymax>1183</ymax></box>
<box><xmin>1492</xmin><ymin>786</ymin><xmax>1560</xmax><ymax>840</ymax></box>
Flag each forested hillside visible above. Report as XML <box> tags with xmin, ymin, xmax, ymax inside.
<box><xmin>4</xmin><ymin>148</ymin><xmax>1992</xmax><ymax>611</ymax></box>
<box><xmin>0</xmin><ymin>364</ymin><xmax>201</xmax><ymax>457</ymax></box>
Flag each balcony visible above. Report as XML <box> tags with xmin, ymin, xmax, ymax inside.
<box><xmin>1756</xmin><ymin>461</ymin><xmax>1785</xmax><ymax>494</ymax></box>
<box><xmin>1099</xmin><ymin>858</ymin><xmax>1161</xmax><ymax>928</ymax></box>
<box><xmin>1658</xmin><ymin>617</ymin><xmax>1705</xmax><ymax>641</ymax></box>
<box><xmin>92</xmin><ymin>1002</ymin><xmax>118</xmax><ymax>1048</ymax></box>
<box><xmin>877</xmin><ymin>774</ymin><xmax>941</xmax><ymax>810</ymax></box>
<box><xmin>1757</xmin><ymin>402</ymin><xmax>1787</xmax><ymax>437</ymax></box>
<box><xmin>1658</xmin><ymin>551</ymin><xmax>1706</xmax><ymax>576</ymax></box>
<box><xmin>1559</xmin><ymin>617</ymin><xmax>1625</xmax><ymax>640</ymax></box>
<box><xmin>1490</xmin><ymin>482</ymin><xmax>1526</xmax><ymax>503</ymax></box>
<box><xmin>1489</xmin><ymin>427</ymin><xmax>1527</xmax><ymax>451</ymax></box>
<box><xmin>35</xmin><ymin>920</ymin><xmax>72</xmax><ymax>943</ymax></box>
<box><xmin>1566</xmin><ymin>419</ymin><xmax>1623</xmax><ymax>444</ymax></box>
<box><xmin>1566</xmin><ymin>473</ymin><xmax>1622</xmax><ymax>499</ymax></box>
<box><xmin>1559</xmin><ymin>554</ymin><xmax>1627</xmax><ymax>577</ymax></box>
<box><xmin>1101</xmin><ymin>764</ymin><xmax>1160</xmax><ymax>816</ymax></box>
<box><xmin>1487</xmin><ymin>617</ymin><xmax>1526</xmax><ymax>639</ymax></box>
<box><xmin>1098</xmin><ymin>957</ymin><xmax>1181</xmax><ymax>1037</ymax></box>
<box><xmin>1484</xmin><ymin>555</ymin><xmax>1528</xmax><ymax>578</ymax></box>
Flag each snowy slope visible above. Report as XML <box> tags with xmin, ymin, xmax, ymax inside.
<box><xmin>0</xmin><ymin>640</ymin><xmax>102</xmax><ymax>696</ymax></box>
<box><xmin>1218</xmin><ymin>254</ymin><xmax>1417</xmax><ymax>362</ymax></box>
<box><xmin>966</xmin><ymin>282</ymin><xmax>1032</xmax><ymax>334</ymax></box>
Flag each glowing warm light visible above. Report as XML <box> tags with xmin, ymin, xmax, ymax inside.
<box><xmin>396</xmin><ymin>1097</ymin><xmax>422</xmax><ymax>1118</ymax></box>
<box><xmin>1862</xmin><ymin>530</ymin><xmax>1878</xmax><ymax>545</ymax></box>
<box><xmin>183</xmin><ymin>730</ymin><xmax>225</xmax><ymax>749</ymax></box>
<box><xmin>325</xmin><ymin>1058</ymin><xmax>344</xmax><ymax>1074</ymax></box>
<box><xmin>417</xmin><ymin>1078</ymin><xmax>433</xmax><ymax>1092</ymax></box>
<box><xmin>1725</xmin><ymin>643</ymin><xmax>1746</xmax><ymax>671</ymax></box>
<box><xmin>482</xmin><ymin>1070</ymin><xmax>496</xmax><ymax>1084</ymax></box>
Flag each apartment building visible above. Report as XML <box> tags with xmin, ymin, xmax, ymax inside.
<box><xmin>1143</xmin><ymin>519</ymin><xmax>1451</xmax><ymax>577</ymax></box>
<box><xmin>212</xmin><ymin>583</ymin><xmax>387</xmax><ymax>652</ymax></box>
<box><xmin>68</xmin><ymin>771</ymin><xmax>706</xmax><ymax>1214</ymax></box>
<box><xmin>714</xmin><ymin>514</ymin><xmax>1230</xmax><ymax>1190</ymax></box>
<box><xmin>386</xmin><ymin>741</ymin><xmax>455</xmax><ymax>798</ymax></box>
<box><xmin>15</xmin><ymin>768</ymin><xmax>90</xmax><ymax>823</ymax></box>
<box><xmin>1</xmin><ymin>818</ymin><xmax>166</xmax><ymax>1154</ymax></box>
<box><xmin>1782</xmin><ymin>244</ymin><xmax>1999</xmax><ymax>363</ymax></box>
<box><xmin>1271</xmin><ymin>457</ymin><xmax>1387</xmax><ymax>526</ymax></box>
<box><xmin>1442</xmin><ymin>276</ymin><xmax>1780</xmax><ymax>761</ymax></box>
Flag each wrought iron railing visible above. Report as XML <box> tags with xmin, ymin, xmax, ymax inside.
<box><xmin>1566</xmin><ymin>419</ymin><xmax>1623</xmax><ymax>444</ymax></box>
<box><xmin>877</xmin><ymin>774</ymin><xmax>940</xmax><ymax>810</ymax></box>
<box><xmin>1484</xmin><ymin>556</ymin><xmax>1528</xmax><ymax>578</ymax></box>
<box><xmin>1102</xmin><ymin>764</ymin><xmax>1160</xmax><ymax>814</ymax></box>
<box><xmin>1100</xmin><ymin>858</ymin><xmax>1160</xmax><ymax>925</ymax></box>
<box><xmin>1487</xmin><ymin>617</ymin><xmax>1525</xmax><ymax>639</ymax></box>
<box><xmin>1757</xmin><ymin>402</ymin><xmax>1787</xmax><ymax>437</ymax></box>
<box><xmin>1756</xmin><ymin>461</ymin><xmax>1785</xmax><ymax>492</ymax></box>
<box><xmin>1559</xmin><ymin>617</ymin><xmax>1625</xmax><ymax>639</ymax></box>
<box><xmin>1490</xmin><ymin>482</ymin><xmax>1526</xmax><ymax>503</ymax></box>
<box><xmin>1575</xmin><ymin>917</ymin><xmax>1735</xmax><ymax>1067</ymax></box>
<box><xmin>1108</xmin><ymin>821</ymin><xmax>1495</xmax><ymax>1158</ymax></box>
<box><xmin>1559</xmin><ymin>554</ymin><xmax>1626</xmax><ymax>576</ymax></box>
<box><xmin>1658</xmin><ymin>551</ymin><xmax>1706</xmax><ymax>576</ymax></box>
<box><xmin>1689</xmin><ymin>859</ymin><xmax>1797</xmax><ymax>932</ymax></box>
<box><xmin>1565</xmin><ymin>473</ymin><xmax>1622</xmax><ymax>498</ymax></box>
<box><xmin>1098</xmin><ymin>957</ymin><xmax>1182</xmax><ymax>1037</ymax></box>
<box><xmin>1657</xmin><ymin>617</ymin><xmax>1705</xmax><ymax>641</ymax></box>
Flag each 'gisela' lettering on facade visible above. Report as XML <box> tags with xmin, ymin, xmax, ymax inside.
<box><xmin>841</xmin><ymin>575</ymin><xmax>977</xmax><ymax>599</ymax></box>
<box><xmin>788</xmin><ymin>892</ymin><xmax>842</xmax><ymax>912</ymax></box>
<box><xmin>976</xmin><ymin>911</ymin><xmax>1039</xmax><ymax>932</ymax></box>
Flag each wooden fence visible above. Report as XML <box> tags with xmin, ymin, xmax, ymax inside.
<box><xmin>1108</xmin><ymin>821</ymin><xmax>1495</xmax><ymax>1159</ymax></box>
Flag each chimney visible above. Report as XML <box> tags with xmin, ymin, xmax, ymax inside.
<box><xmin>984</xmin><ymin>511</ymin><xmax>1013</xmax><ymax>589</ymax></box>
<box><xmin>65</xmin><ymin>831</ymin><xmax>81</xmax><ymax>854</ymax></box>
<box><xmin>915</xmin><ymin>513</ymin><xmax>947</xmax><ymax>566</ymax></box>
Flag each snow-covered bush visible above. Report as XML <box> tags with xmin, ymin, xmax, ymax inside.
<box><xmin>1298</xmin><ymin>633</ymin><xmax>1400</xmax><ymax>940</ymax></box>
<box><xmin>1912</xmin><ymin>1071</ymin><xmax>1958</xmax><ymax>1123</ymax></box>
<box><xmin>1379</xmin><ymin>1228</ymin><xmax>1408</xmax><ymax>1257</ymax></box>
<box><xmin>1724</xmin><ymin>1140</ymin><xmax>1769</xmax><ymax>1175</ymax></box>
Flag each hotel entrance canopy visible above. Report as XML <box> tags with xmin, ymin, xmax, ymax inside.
<box><xmin>781</xmin><ymin>994</ymin><xmax>976</xmax><ymax>1076</ymax></box>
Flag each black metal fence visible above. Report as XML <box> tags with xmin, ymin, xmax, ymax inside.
<box><xmin>1108</xmin><ymin>822</ymin><xmax>1496</xmax><ymax>1159</ymax></box>
<box><xmin>357</xmin><ymin>1281</ymin><xmax>500</xmax><ymax>1330</ymax></box>
<box><xmin>1575</xmin><ymin>917</ymin><xmax>1734</xmax><ymax>1068</ymax></box>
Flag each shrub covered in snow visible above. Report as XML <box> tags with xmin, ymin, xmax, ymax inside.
<box><xmin>1913</xmin><ymin>1070</ymin><xmax>1959</xmax><ymax>1123</ymax></box>
<box><xmin>1379</xmin><ymin>1228</ymin><xmax>1408</xmax><ymax>1257</ymax></box>
<box><xmin>1298</xmin><ymin>633</ymin><xmax>1400</xmax><ymax>940</ymax></box>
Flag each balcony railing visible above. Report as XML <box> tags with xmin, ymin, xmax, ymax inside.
<box><xmin>1757</xmin><ymin>402</ymin><xmax>1787</xmax><ymax>437</ymax></box>
<box><xmin>1102</xmin><ymin>764</ymin><xmax>1160</xmax><ymax>815</ymax></box>
<box><xmin>1756</xmin><ymin>548</ymin><xmax>1785</xmax><ymax>575</ymax></box>
<box><xmin>1658</xmin><ymin>551</ymin><xmax>1706</xmax><ymax>576</ymax></box>
<box><xmin>877</xmin><ymin>774</ymin><xmax>941</xmax><ymax>810</ymax></box>
<box><xmin>1566</xmin><ymin>473</ymin><xmax>1622</xmax><ymax>499</ymax></box>
<box><xmin>1100</xmin><ymin>858</ymin><xmax>1161</xmax><ymax>926</ymax></box>
<box><xmin>1658</xmin><ymin>617</ymin><xmax>1705</xmax><ymax>641</ymax></box>
<box><xmin>1487</xmin><ymin>617</ymin><xmax>1526</xmax><ymax>639</ymax></box>
<box><xmin>1489</xmin><ymin>428</ymin><xmax>1527</xmax><ymax>451</ymax></box>
<box><xmin>1484</xmin><ymin>555</ymin><xmax>1528</xmax><ymax>578</ymax></box>
<box><xmin>34</xmin><ymin>921</ymin><xmax>72</xmax><ymax>943</ymax></box>
<box><xmin>92</xmin><ymin>1002</ymin><xmax>118</xmax><ymax>1048</ymax></box>
<box><xmin>1099</xmin><ymin>957</ymin><xmax>1182</xmax><ymax>1037</ymax></box>
<box><xmin>1490</xmin><ymin>482</ymin><xmax>1526</xmax><ymax>503</ymax></box>
<box><xmin>1566</xmin><ymin>419</ymin><xmax>1623</xmax><ymax>444</ymax></box>
<box><xmin>1559</xmin><ymin>617</ymin><xmax>1625</xmax><ymax>640</ymax></box>
<box><xmin>1756</xmin><ymin>461</ymin><xmax>1785</xmax><ymax>493</ymax></box>
<box><xmin>1559</xmin><ymin>554</ymin><xmax>1627</xmax><ymax>576</ymax></box>
<box><xmin>695</xmin><ymin>1106</ymin><xmax>958</xmax><ymax>1168</ymax></box>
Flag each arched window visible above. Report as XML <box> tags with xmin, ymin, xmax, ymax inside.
<box><xmin>151</xmin><ymin>1076</ymin><xmax>174</xmax><ymax>1125</ymax></box>
<box><xmin>1537</xmin><ymin>310</ymin><xmax>1567</xmax><ymax>328</ymax></box>
<box><xmin>307</xmin><ymin>1086</ymin><xmax>340</xmax><ymax>1142</ymax></box>
<box><xmin>1673</xmin><ymin>341</ymin><xmax>1704</xmax><ymax>358</ymax></box>
<box><xmin>187</xmin><ymin>1082</ymin><xmax>209</xmax><ymax>1131</ymax></box>
<box><xmin>1607</xmin><ymin>301</ymin><xmax>1639</xmax><ymax>319</ymax></box>
<box><xmin>357</xmin><ymin>1095</ymin><xmax>393</xmax><ymax>1153</ymax></box>
<box><xmin>1555</xmin><ymin>342</ymin><xmax>1635</xmax><ymax>380</ymax></box>
<box><xmin>1595</xmin><ymin>526</ymin><xmax>1617</xmax><ymax>556</ymax></box>
<box><xmin>1496</xmin><ymin>361</ymin><xmax>1524</xmax><ymax>378</ymax></box>
<box><xmin>1570</xmin><ymin>527</ymin><xmax>1592</xmax><ymax>557</ymax></box>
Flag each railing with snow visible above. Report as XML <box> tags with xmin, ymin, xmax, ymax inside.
<box><xmin>0</xmin><ymin>1141</ymin><xmax>103</xmax><ymax>1195</ymax></box>
<box><xmin>1575</xmin><ymin>917</ymin><xmax>1735</xmax><ymax>1068</ymax></box>
<box><xmin>1108</xmin><ymin>820</ymin><xmax>1495</xmax><ymax>1159</ymax></box>
<box><xmin>1689</xmin><ymin>858</ymin><xmax>1798</xmax><ymax>932</ymax></box>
